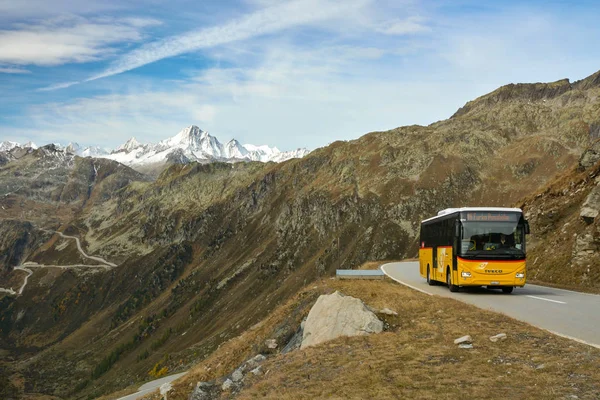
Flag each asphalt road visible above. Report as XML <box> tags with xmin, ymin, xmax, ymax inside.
<box><xmin>381</xmin><ymin>261</ymin><xmax>600</xmax><ymax>349</ymax></box>
<box><xmin>116</xmin><ymin>372</ymin><xmax>188</xmax><ymax>400</ymax></box>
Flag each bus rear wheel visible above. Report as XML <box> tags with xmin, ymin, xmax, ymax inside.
<box><xmin>427</xmin><ymin>266</ymin><xmax>435</xmax><ymax>286</ymax></box>
<box><xmin>502</xmin><ymin>286</ymin><xmax>514</xmax><ymax>294</ymax></box>
<box><xmin>447</xmin><ymin>270</ymin><xmax>459</xmax><ymax>293</ymax></box>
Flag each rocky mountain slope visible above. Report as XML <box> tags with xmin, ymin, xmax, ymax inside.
<box><xmin>1</xmin><ymin>69</ymin><xmax>599</xmax><ymax>399</ymax></box>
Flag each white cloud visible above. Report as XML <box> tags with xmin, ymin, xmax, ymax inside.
<box><xmin>17</xmin><ymin>90</ymin><xmax>214</xmax><ymax>147</ymax></box>
<box><xmin>0</xmin><ymin>66</ymin><xmax>31</xmax><ymax>73</ymax></box>
<box><xmin>36</xmin><ymin>81</ymin><xmax>81</xmax><ymax>92</ymax></box>
<box><xmin>193</xmin><ymin>105</ymin><xmax>217</xmax><ymax>123</ymax></box>
<box><xmin>0</xmin><ymin>16</ymin><xmax>158</xmax><ymax>66</ymax></box>
<box><xmin>81</xmin><ymin>0</ymin><xmax>370</xmax><ymax>82</ymax></box>
<box><xmin>8</xmin><ymin>39</ymin><xmax>466</xmax><ymax>151</ymax></box>
<box><xmin>0</xmin><ymin>0</ymin><xmax>146</xmax><ymax>19</ymax></box>
<box><xmin>377</xmin><ymin>16</ymin><xmax>430</xmax><ymax>35</ymax></box>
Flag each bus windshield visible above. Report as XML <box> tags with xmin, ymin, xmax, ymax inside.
<box><xmin>460</xmin><ymin>221</ymin><xmax>525</xmax><ymax>258</ymax></box>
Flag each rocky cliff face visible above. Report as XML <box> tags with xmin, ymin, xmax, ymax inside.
<box><xmin>1</xmin><ymin>69</ymin><xmax>600</xmax><ymax>399</ymax></box>
<box><xmin>518</xmin><ymin>140</ymin><xmax>600</xmax><ymax>290</ymax></box>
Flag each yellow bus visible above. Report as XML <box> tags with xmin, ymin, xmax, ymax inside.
<box><xmin>418</xmin><ymin>207</ymin><xmax>530</xmax><ymax>294</ymax></box>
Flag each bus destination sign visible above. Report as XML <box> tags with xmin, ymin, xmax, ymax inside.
<box><xmin>464</xmin><ymin>212</ymin><xmax>518</xmax><ymax>222</ymax></box>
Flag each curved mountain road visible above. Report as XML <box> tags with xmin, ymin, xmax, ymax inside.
<box><xmin>48</xmin><ymin>230</ymin><xmax>117</xmax><ymax>267</ymax></box>
<box><xmin>116</xmin><ymin>372</ymin><xmax>188</xmax><ymax>400</ymax></box>
<box><xmin>0</xmin><ymin>230</ymin><xmax>117</xmax><ymax>296</ymax></box>
<box><xmin>381</xmin><ymin>261</ymin><xmax>600</xmax><ymax>349</ymax></box>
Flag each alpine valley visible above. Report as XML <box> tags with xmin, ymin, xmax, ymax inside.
<box><xmin>1</xmin><ymin>70</ymin><xmax>600</xmax><ymax>399</ymax></box>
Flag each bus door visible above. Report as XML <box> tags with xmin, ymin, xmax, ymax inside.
<box><xmin>431</xmin><ymin>246</ymin><xmax>438</xmax><ymax>281</ymax></box>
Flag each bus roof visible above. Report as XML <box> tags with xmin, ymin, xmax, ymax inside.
<box><xmin>421</xmin><ymin>207</ymin><xmax>523</xmax><ymax>224</ymax></box>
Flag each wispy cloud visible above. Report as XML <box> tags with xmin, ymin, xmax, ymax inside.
<box><xmin>0</xmin><ymin>66</ymin><xmax>31</xmax><ymax>74</ymax></box>
<box><xmin>0</xmin><ymin>15</ymin><xmax>159</xmax><ymax>66</ymax></box>
<box><xmin>80</xmin><ymin>0</ymin><xmax>369</xmax><ymax>82</ymax></box>
<box><xmin>37</xmin><ymin>81</ymin><xmax>81</xmax><ymax>91</ymax></box>
<box><xmin>377</xmin><ymin>16</ymin><xmax>430</xmax><ymax>35</ymax></box>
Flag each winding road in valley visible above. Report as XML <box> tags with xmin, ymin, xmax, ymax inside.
<box><xmin>381</xmin><ymin>261</ymin><xmax>600</xmax><ymax>349</ymax></box>
<box><xmin>0</xmin><ymin>230</ymin><xmax>117</xmax><ymax>296</ymax></box>
<box><xmin>48</xmin><ymin>230</ymin><xmax>117</xmax><ymax>267</ymax></box>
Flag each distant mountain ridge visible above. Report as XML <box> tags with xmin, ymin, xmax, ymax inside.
<box><xmin>1</xmin><ymin>126</ymin><xmax>310</xmax><ymax>172</ymax></box>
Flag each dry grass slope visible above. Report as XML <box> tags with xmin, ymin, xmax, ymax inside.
<box><xmin>148</xmin><ymin>277</ymin><xmax>600</xmax><ymax>400</ymax></box>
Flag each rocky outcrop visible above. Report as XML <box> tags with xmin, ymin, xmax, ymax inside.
<box><xmin>579</xmin><ymin>140</ymin><xmax>600</xmax><ymax>170</ymax></box>
<box><xmin>188</xmin><ymin>354</ymin><xmax>267</xmax><ymax>400</ymax></box>
<box><xmin>580</xmin><ymin>183</ymin><xmax>600</xmax><ymax>222</ymax></box>
<box><xmin>301</xmin><ymin>291</ymin><xmax>383</xmax><ymax>349</ymax></box>
<box><xmin>452</xmin><ymin>79</ymin><xmax>573</xmax><ymax>118</ymax></box>
<box><xmin>573</xmin><ymin>70</ymin><xmax>600</xmax><ymax>90</ymax></box>
<box><xmin>572</xmin><ymin>233</ymin><xmax>599</xmax><ymax>261</ymax></box>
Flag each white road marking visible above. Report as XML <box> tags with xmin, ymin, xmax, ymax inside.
<box><xmin>380</xmin><ymin>263</ymin><xmax>433</xmax><ymax>296</ymax></box>
<box><xmin>526</xmin><ymin>295</ymin><xmax>566</xmax><ymax>304</ymax></box>
<box><xmin>547</xmin><ymin>330</ymin><xmax>600</xmax><ymax>349</ymax></box>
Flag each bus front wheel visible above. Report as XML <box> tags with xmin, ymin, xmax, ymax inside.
<box><xmin>502</xmin><ymin>287</ymin><xmax>514</xmax><ymax>294</ymax></box>
<box><xmin>447</xmin><ymin>270</ymin><xmax>459</xmax><ymax>293</ymax></box>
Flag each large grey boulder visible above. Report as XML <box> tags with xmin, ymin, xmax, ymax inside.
<box><xmin>300</xmin><ymin>291</ymin><xmax>383</xmax><ymax>349</ymax></box>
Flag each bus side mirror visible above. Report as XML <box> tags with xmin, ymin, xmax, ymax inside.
<box><xmin>525</xmin><ymin>221</ymin><xmax>530</xmax><ymax>235</ymax></box>
<box><xmin>455</xmin><ymin>223</ymin><xmax>460</xmax><ymax>237</ymax></box>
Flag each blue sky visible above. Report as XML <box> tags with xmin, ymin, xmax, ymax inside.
<box><xmin>1</xmin><ymin>0</ymin><xmax>599</xmax><ymax>151</ymax></box>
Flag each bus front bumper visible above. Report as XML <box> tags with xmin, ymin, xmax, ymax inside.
<box><xmin>458</xmin><ymin>271</ymin><xmax>526</xmax><ymax>287</ymax></box>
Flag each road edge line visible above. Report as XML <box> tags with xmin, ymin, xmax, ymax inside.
<box><xmin>380</xmin><ymin>263</ymin><xmax>433</xmax><ymax>296</ymax></box>
<box><xmin>527</xmin><ymin>283</ymin><xmax>600</xmax><ymax>297</ymax></box>
<box><xmin>547</xmin><ymin>330</ymin><xmax>600</xmax><ymax>349</ymax></box>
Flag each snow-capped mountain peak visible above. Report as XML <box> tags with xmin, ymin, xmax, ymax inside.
<box><xmin>65</xmin><ymin>143</ymin><xmax>81</xmax><ymax>154</ymax></box>
<box><xmin>0</xmin><ymin>141</ymin><xmax>19</xmax><ymax>152</ymax></box>
<box><xmin>224</xmin><ymin>139</ymin><xmax>249</xmax><ymax>159</ymax></box>
<box><xmin>156</xmin><ymin>126</ymin><xmax>222</xmax><ymax>158</ymax></box>
<box><xmin>116</xmin><ymin>137</ymin><xmax>143</xmax><ymax>153</ymax></box>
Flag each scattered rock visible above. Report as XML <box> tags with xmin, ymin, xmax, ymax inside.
<box><xmin>160</xmin><ymin>382</ymin><xmax>172</xmax><ymax>399</ymax></box>
<box><xmin>231</xmin><ymin>368</ymin><xmax>244</xmax><ymax>382</ymax></box>
<box><xmin>198</xmin><ymin>382</ymin><xmax>214</xmax><ymax>389</ymax></box>
<box><xmin>489</xmin><ymin>333</ymin><xmax>507</xmax><ymax>342</ymax></box>
<box><xmin>454</xmin><ymin>335</ymin><xmax>473</xmax><ymax>345</ymax></box>
<box><xmin>458</xmin><ymin>343</ymin><xmax>473</xmax><ymax>349</ymax></box>
<box><xmin>301</xmin><ymin>291</ymin><xmax>383</xmax><ymax>349</ymax></box>
<box><xmin>245</xmin><ymin>354</ymin><xmax>266</xmax><ymax>369</ymax></box>
<box><xmin>572</xmin><ymin>234</ymin><xmax>599</xmax><ymax>262</ymax></box>
<box><xmin>281</xmin><ymin>325</ymin><xmax>304</xmax><ymax>354</ymax></box>
<box><xmin>378</xmin><ymin>307</ymin><xmax>398</xmax><ymax>316</ymax></box>
<box><xmin>580</xmin><ymin>184</ymin><xmax>600</xmax><ymax>222</ymax></box>
<box><xmin>188</xmin><ymin>383</ymin><xmax>212</xmax><ymax>400</ymax></box>
<box><xmin>535</xmin><ymin>364</ymin><xmax>545</xmax><ymax>370</ymax></box>
<box><xmin>265</xmin><ymin>338</ymin><xmax>278</xmax><ymax>349</ymax></box>
<box><xmin>221</xmin><ymin>379</ymin><xmax>233</xmax><ymax>391</ymax></box>
<box><xmin>250</xmin><ymin>366</ymin><xmax>262</xmax><ymax>376</ymax></box>
<box><xmin>579</xmin><ymin>141</ymin><xmax>600</xmax><ymax>170</ymax></box>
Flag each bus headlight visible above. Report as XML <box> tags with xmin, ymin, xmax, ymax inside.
<box><xmin>516</xmin><ymin>272</ymin><xmax>525</xmax><ymax>278</ymax></box>
<box><xmin>461</xmin><ymin>271</ymin><xmax>471</xmax><ymax>278</ymax></box>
